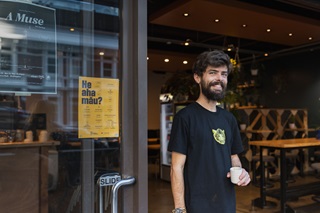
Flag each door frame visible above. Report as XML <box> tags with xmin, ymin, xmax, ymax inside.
<box><xmin>120</xmin><ymin>0</ymin><xmax>148</xmax><ymax>212</ymax></box>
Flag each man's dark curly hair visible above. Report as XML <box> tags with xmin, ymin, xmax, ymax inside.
<box><xmin>192</xmin><ymin>50</ymin><xmax>232</xmax><ymax>77</ymax></box>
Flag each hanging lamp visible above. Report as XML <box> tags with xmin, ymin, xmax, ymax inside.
<box><xmin>251</xmin><ymin>54</ymin><xmax>259</xmax><ymax>76</ymax></box>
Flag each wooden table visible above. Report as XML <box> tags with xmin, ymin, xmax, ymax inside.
<box><xmin>148</xmin><ymin>138</ymin><xmax>160</xmax><ymax>144</ymax></box>
<box><xmin>249</xmin><ymin>138</ymin><xmax>320</xmax><ymax>213</ymax></box>
<box><xmin>148</xmin><ymin>144</ymin><xmax>160</xmax><ymax>150</ymax></box>
<box><xmin>0</xmin><ymin>141</ymin><xmax>60</xmax><ymax>213</ymax></box>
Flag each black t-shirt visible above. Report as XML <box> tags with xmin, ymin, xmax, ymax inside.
<box><xmin>168</xmin><ymin>102</ymin><xmax>243</xmax><ymax>213</ymax></box>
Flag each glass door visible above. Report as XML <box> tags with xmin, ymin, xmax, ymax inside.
<box><xmin>0</xmin><ymin>0</ymin><xmax>147</xmax><ymax>212</ymax></box>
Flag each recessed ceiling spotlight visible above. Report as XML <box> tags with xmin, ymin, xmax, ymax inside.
<box><xmin>99</xmin><ymin>52</ymin><xmax>104</xmax><ymax>56</ymax></box>
<box><xmin>242</xmin><ymin>24</ymin><xmax>247</xmax><ymax>27</ymax></box>
<box><xmin>264</xmin><ymin>53</ymin><xmax>269</xmax><ymax>57</ymax></box>
<box><xmin>309</xmin><ymin>37</ymin><xmax>313</xmax><ymax>40</ymax></box>
<box><xmin>70</xmin><ymin>28</ymin><xmax>75</xmax><ymax>32</ymax></box>
<box><xmin>266</xmin><ymin>28</ymin><xmax>271</xmax><ymax>32</ymax></box>
<box><xmin>183</xmin><ymin>60</ymin><xmax>188</xmax><ymax>64</ymax></box>
<box><xmin>227</xmin><ymin>44</ymin><xmax>234</xmax><ymax>52</ymax></box>
<box><xmin>289</xmin><ymin>33</ymin><xmax>293</xmax><ymax>37</ymax></box>
<box><xmin>214</xmin><ymin>19</ymin><xmax>220</xmax><ymax>23</ymax></box>
<box><xmin>183</xmin><ymin>13</ymin><xmax>189</xmax><ymax>17</ymax></box>
<box><xmin>164</xmin><ymin>59</ymin><xmax>169</xmax><ymax>63</ymax></box>
<box><xmin>184</xmin><ymin>39</ymin><xmax>191</xmax><ymax>46</ymax></box>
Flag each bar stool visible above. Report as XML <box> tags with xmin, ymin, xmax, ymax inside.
<box><xmin>272</xmin><ymin>149</ymin><xmax>300</xmax><ymax>183</ymax></box>
<box><xmin>314</xmin><ymin>150</ymin><xmax>320</xmax><ymax>161</ymax></box>
<box><xmin>310</xmin><ymin>162</ymin><xmax>320</xmax><ymax>203</ymax></box>
<box><xmin>311</xmin><ymin>162</ymin><xmax>320</xmax><ymax>179</ymax></box>
<box><xmin>251</xmin><ymin>148</ymin><xmax>276</xmax><ymax>188</ymax></box>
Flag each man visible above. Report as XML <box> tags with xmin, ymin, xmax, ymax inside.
<box><xmin>168</xmin><ymin>50</ymin><xmax>251</xmax><ymax>213</ymax></box>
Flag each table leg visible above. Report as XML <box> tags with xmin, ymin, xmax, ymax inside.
<box><xmin>280</xmin><ymin>149</ymin><xmax>287</xmax><ymax>213</ymax></box>
<box><xmin>260</xmin><ymin>147</ymin><xmax>266</xmax><ymax>206</ymax></box>
<box><xmin>252</xmin><ymin>147</ymin><xmax>276</xmax><ymax>209</ymax></box>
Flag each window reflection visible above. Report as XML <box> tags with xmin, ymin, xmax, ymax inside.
<box><xmin>0</xmin><ymin>0</ymin><xmax>120</xmax><ymax>212</ymax></box>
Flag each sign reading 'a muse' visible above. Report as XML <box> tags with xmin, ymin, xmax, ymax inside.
<box><xmin>5</xmin><ymin>12</ymin><xmax>44</xmax><ymax>26</ymax></box>
<box><xmin>0</xmin><ymin>1</ymin><xmax>57</xmax><ymax>94</ymax></box>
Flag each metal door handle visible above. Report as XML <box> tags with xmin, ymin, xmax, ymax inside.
<box><xmin>111</xmin><ymin>176</ymin><xmax>135</xmax><ymax>213</ymax></box>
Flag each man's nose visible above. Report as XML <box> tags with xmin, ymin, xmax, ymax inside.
<box><xmin>215</xmin><ymin>72</ymin><xmax>223</xmax><ymax>81</ymax></box>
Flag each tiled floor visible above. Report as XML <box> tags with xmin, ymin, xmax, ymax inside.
<box><xmin>148</xmin><ymin>163</ymin><xmax>320</xmax><ymax>213</ymax></box>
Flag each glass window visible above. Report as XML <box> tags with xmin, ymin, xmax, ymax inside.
<box><xmin>0</xmin><ymin>0</ymin><xmax>120</xmax><ymax>212</ymax></box>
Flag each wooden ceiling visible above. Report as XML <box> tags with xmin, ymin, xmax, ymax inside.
<box><xmin>147</xmin><ymin>0</ymin><xmax>320</xmax><ymax>72</ymax></box>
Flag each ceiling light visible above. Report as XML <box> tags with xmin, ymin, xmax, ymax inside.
<box><xmin>147</xmin><ymin>57</ymin><xmax>149</xmax><ymax>60</ymax></box>
<box><xmin>166</xmin><ymin>41</ymin><xmax>172</xmax><ymax>45</ymax></box>
<box><xmin>242</xmin><ymin>24</ymin><xmax>247</xmax><ymax>28</ymax></box>
<box><xmin>183</xmin><ymin>60</ymin><xmax>188</xmax><ymax>64</ymax></box>
<box><xmin>164</xmin><ymin>59</ymin><xmax>169</xmax><ymax>63</ymax></box>
<box><xmin>266</xmin><ymin>28</ymin><xmax>271</xmax><ymax>32</ymax></box>
<box><xmin>70</xmin><ymin>28</ymin><xmax>75</xmax><ymax>32</ymax></box>
<box><xmin>214</xmin><ymin>19</ymin><xmax>220</xmax><ymax>23</ymax></box>
<box><xmin>99</xmin><ymin>52</ymin><xmax>104</xmax><ymax>56</ymax></box>
<box><xmin>309</xmin><ymin>37</ymin><xmax>313</xmax><ymax>40</ymax></box>
<box><xmin>226</xmin><ymin>44</ymin><xmax>234</xmax><ymax>52</ymax></box>
<box><xmin>184</xmin><ymin>39</ymin><xmax>191</xmax><ymax>46</ymax></box>
<box><xmin>289</xmin><ymin>33</ymin><xmax>293</xmax><ymax>36</ymax></box>
<box><xmin>183</xmin><ymin>13</ymin><xmax>189</xmax><ymax>17</ymax></box>
<box><xmin>264</xmin><ymin>53</ymin><xmax>269</xmax><ymax>57</ymax></box>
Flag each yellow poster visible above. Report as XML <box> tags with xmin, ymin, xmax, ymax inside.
<box><xmin>78</xmin><ymin>76</ymin><xmax>119</xmax><ymax>138</ymax></box>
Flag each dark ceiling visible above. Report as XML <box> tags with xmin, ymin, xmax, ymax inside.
<box><xmin>147</xmin><ymin>0</ymin><xmax>320</xmax><ymax>72</ymax></box>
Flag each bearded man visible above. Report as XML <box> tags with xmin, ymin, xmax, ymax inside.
<box><xmin>168</xmin><ymin>50</ymin><xmax>251</xmax><ymax>213</ymax></box>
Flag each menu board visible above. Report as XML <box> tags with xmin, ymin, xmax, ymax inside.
<box><xmin>78</xmin><ymin>76</ymin><xmax>119</xmax><ymax>138</ymax></box>
<box><xmin>0</xmin><ymin>1</ymin><xmax>57</xmax><ymax>94</ymax></box>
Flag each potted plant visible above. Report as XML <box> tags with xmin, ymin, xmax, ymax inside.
<box><xmin>250</xmin><ymin>55</ymin><xmax>259</xmax><ymax>76</ymax></box>
<box><xmin>161</xmin><ymin>70</ymin><xmax>199</xmax><ymax>102</ymax></box>
<box><xmin>230</xmin><ymin>109</ymin><xmax>246</xmax><ymax>130</ymax></box>
<box><xmin>288</xmin><ymin>115</ymin><xmax>296</xmax><ymax>129</ymax></box>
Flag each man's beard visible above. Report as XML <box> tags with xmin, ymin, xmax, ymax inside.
<box><xmin>201</xmin><ymin>81</ymin><xmax>226</xmax><ymax>101</ymax></box>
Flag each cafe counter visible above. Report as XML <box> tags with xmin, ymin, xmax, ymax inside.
<box><xmin>0</xmin><ymin>141</ymin><xmax>60</xmax><ymax>213</ymax></box>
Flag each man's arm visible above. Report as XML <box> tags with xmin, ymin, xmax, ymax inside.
<box><xmin>231</xmin><ymin>154</ymin><xmax>242</xmax><ymax>167</ymax></box>
<box><xmin>228</xmin><ymin>154</ymin><xmax>251</xmax><ymax>186</ymax></box>
<box><xmin>170</xmin><ymin>151</ymin><xmax>187</xmax><ymax>209</ymax></box>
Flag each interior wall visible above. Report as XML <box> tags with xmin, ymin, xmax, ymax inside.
<box><xmin>261</xmin><ymin>50</ymin><xmax>320</xmax><ymax>128</ymax></box>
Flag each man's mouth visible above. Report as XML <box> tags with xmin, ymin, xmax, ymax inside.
<box><xmin>210</xmin><ymin>82</ymin><xmax>224</xmax><ymax>91</ymax></box>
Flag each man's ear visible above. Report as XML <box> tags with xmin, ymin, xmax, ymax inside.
<box><xmin>194</xmin><ymin>73</ymin><xmax>200</xmax><ymax>84</ymax></box>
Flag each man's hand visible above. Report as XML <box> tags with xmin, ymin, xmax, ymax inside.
<box><xmin>227</xmin><ymin>168</ymin><xmax>251</xmax><ymax>186</ymax></box>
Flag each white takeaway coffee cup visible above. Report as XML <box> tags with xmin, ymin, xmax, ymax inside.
<box><xmin>230</xmin><ymin>167</ymin><xmax>242</xmax><ymax>184</ymax></box>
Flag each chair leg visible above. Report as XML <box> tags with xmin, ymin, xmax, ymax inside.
<box><xmin>252</xmin><ymin>160</ymin><xmax>274</xmax><ymax>188</ymax></box>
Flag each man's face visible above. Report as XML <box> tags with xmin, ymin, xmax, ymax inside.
<box><xmin>199</xmin><ymin>65</ymin><xmax>228</xmax><ymax>101</ymax></box>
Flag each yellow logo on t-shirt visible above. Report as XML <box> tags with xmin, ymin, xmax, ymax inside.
<box><xmin>212</xmin><ymin>128</ymin><xmax>226</xmax><ymax>145</ymax></box>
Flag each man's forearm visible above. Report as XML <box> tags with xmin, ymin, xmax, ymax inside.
<box><xmin>231</xmin><ymin>154</ymin><xmax>242</xmax><ymax>167</ymax></box>
<box><xmin>171</xmin><ymin>166</ymin><xmax>186</xmax><ymax>208</ymax></box>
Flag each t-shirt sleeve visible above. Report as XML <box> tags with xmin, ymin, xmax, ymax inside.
<box><xmin>230</xmin><ymin>115</ymin><xmax>244</xmax><ymax>155</ymax></box>
<box><xmin>167</xmin><ymin>113</ymin><xmax>188</xmax><ymax>155</ymax></box>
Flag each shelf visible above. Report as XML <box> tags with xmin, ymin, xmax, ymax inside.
<box><xmin>236</xmin><ymin>108</ymin><xmax>309</xmax><ymax>140</ymax></box>
<box><xmin>237</xmin><ymin>83</ymin><xmax>256</xmax><ymax>89</ymax></box>
<box><xmin>236</xmin><ymin>106</ymin><xmax>258</xmax><ymax>109</ymax></box>
<box><xmin>284</xmin><ymin>128</ymin><xmax>308</xmax><ymax>131</ymax></box>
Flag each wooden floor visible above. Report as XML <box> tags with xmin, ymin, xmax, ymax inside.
<box><xmin>148</xmin><ymin>163</ymin><xmax>320</xmax><ymax>213</ymax></box>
